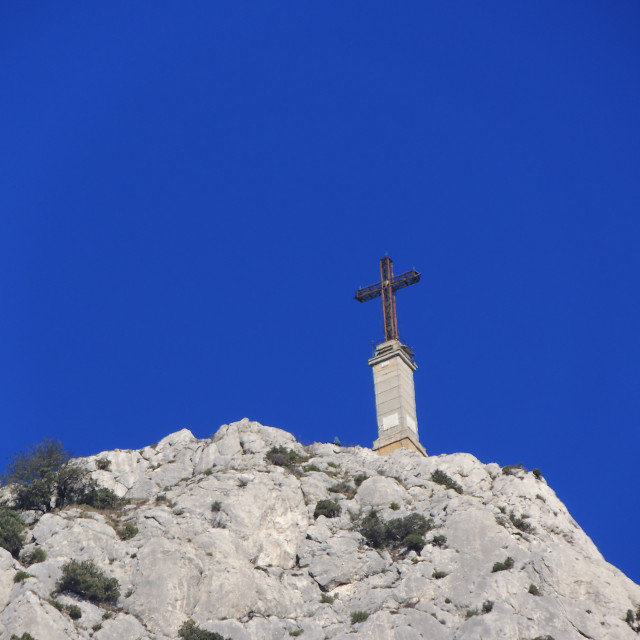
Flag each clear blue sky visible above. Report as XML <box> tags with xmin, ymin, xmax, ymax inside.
<box><xmin>2</xmin><ymin>3</ymin><xmax>639</xmax><ymax>584</ymax></box>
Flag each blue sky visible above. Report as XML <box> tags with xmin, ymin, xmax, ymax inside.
<box><xmin>1</xmin><ymin>3</ymin><xmax>639</xmax><ymax>584</ymax></box>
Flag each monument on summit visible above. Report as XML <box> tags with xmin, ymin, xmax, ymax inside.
<box><xmin>355</xmin><ymin>257</ymin><xmax>426</xmax><ymax>456</ymax></box>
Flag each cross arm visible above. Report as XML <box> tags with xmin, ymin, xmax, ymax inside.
<box><xmin>354</xmin><ymin>283</ymin><xmax>382</xmax><ymax>302</ymax></box>
<box><xmin>391</xmin><ymin>270</ymin><xmax>421</xmax><ymax>291</ymax></box>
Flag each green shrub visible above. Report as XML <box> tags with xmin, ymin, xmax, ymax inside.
<box><xmin>402</xmin><ymin>534</ymin><xmax>425</xmax><ymax>553</ymax></box>
<box><xmin>432</xmin><ymin>534</ymin><xmax>447</xmax><ymax>548</ymax></box>
<box><xmin>350</xmin><ymin>611</ymin><xmax>369</xmax><ymax>624</ymax></box>
<box><xmin>389</xmin><ymin>502</ymin><xmax>400</xmax><ymax>511</ymax></box>
<box><xmin>482</xmin><ymin>600</ymin><xmax>494</xmax><ymax>614</ymax></box>
<box><xmin>465</xmin><ymin>608</ymin><xmax>478</xmax><ymax>619</ymax></box>
<box><xmin>502</xmin><ymin>463</ymin><xmax>525</xmax><ymax>476</ymax></box>
<box><xmin>56</xmin><ymin>559</ymin><xmax>120</xmax><ymax>604</ymax></box>
<box><xmin>625</xmin><ymin>605</ymin><xmax>640</xmax><ymax>632</ymax></box>
<box><xmin>492</xmin><ymin>556</ymin><xmax>514</xmax><ymax>573</ymax></box>
<box><xmin>303</xmin><ymin>464</ymin><xmax>321</xmax><ymax>473</ymax></box>
<box><xmin>509</xmin><ymin>511</ymin><xmax>533</xmax><ymax>533</ymax></box>
<box><xmin>81</xmin><ymin>486</ymin><xmax>127</xmax><ymax>510</ymax></box>
<box><xmin>320</xmin><ymin>592</ymin><xmax>335</xmax><ymax>604</ymax></box>
<box><xmin>327</xmin><ymin>482</ymin><xmax>355</xmax><ymax>498</ymax></box>
<box><xmin>359</xmin><ymin>510</ymin><xmax>433</xmax><ymax>551</ymax></box>
<box><xmin>21</xmin><ymin>547</ymin><xmax>46</xmax><ymax>565</ymax></box>
<box><xmin>265</xmin><ymin>446</ymin><xmax>304</xmax><ymax>471</ymax></box>
<box><xmin>327</xmin><ymin>462</ymin><xmax>338</xmax><ymax>469</ymax></box>
<box><xmin>155</xmin><ymin>494</ymin><xmax>168</xmax><ymax>503</ymax></box>
<box><xmin>178</xmin><ymin>619</ymin><xmax>229</xmax><ymax>640</ymax></box>
<box><xmin>92</xmin><ymin>624</ymin><xmax>102</xmax><ymax>632</ymax></box>
<box><xmin>95</xmin><ymin>458</ymin><xmax>111</xmax><ymax>471</ymax></box>
<box><xmin>67</xmin><ymin>604</ymin><xmax>82</xmax><ymax>620</ymax></box>
<box><xmin>432</xmin><ymin>569</ymin><xmax>448</xmax><ymax>579</ymax></box>
<box><xmin>353</xmin><ymin>474</ymin><xmax>368</xmax><ymax>487</ymax></box>
<box><xmin>0</xmin><ymin>506</ymin><xmax>25</xmax><ymax>558</ymax></box>
<box><xmin>313</xmin><ymin>499</ymin><xmax>341</xmax><ymax>519</ymax></box>
<box><xmin>289</xmin><ymin>630</ymin><xmax>303</xmax><ymax>636</ymax></box>
<box><xmin>430</xmin><ymin>470</ymin><xmax>463</xmax><ymax>494</ymax></box>
<box><xmin>14</xmin><ymin>571</ymin><xmax>31</xmax><ymax>583</ymax></box>
<box><xmin>532</xmin><ymin>636</ymin><xmax>555</xmax><ymax>640</ymax></box>
<box><xmin>358</xmin><ymin>510</ymin><xmax>388</xmax><ymax>548</ymax></box>
<box><xmin>211</xmin><ymin>501</ymin><xmax>222</xmax><ymax>513</ymax></box>
<box><xmin>102</xmin><ymin>611</ymin><xmax>113</xmax><ymax>619</ymax></box>
<box><xmin>117</xmin><ymin>522</ymin><xmax>138</xmax><ymax>540</ymax></box>
<box><xmin>532</xmin><ymin>468</ymin><xmax>542</xmax><ymax>479</ymax></box>
<box><xmin>10</xmin><ymin>634</ymin><xmax>37</xmax><ymax>640</ymax></box>
<box><xmin>528</xmin><ymin>584</ymin><xmax>540</xmax><ymax>596</ymax></box>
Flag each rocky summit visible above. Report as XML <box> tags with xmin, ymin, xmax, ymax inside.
<box><xmin>1</xmin><ymin>419</ymin><xmax>639</xmax><ymax>640</ymax></box>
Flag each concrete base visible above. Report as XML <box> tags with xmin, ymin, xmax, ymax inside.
<box><xmin>373</xmin><ymin>426</ymin><xmax>426</xmax><ymax>457</ymax></box>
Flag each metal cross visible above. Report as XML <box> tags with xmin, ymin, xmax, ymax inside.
<box><xmin>355</xmin><ymin>257</ymin><xmax>420</xmax><ymax>342</ymax></box>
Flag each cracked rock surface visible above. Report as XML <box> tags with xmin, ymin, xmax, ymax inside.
<box><xmin>1</xmin><ymin>418</ymin><xmax>639</xmax><ymax>639</ymax></box>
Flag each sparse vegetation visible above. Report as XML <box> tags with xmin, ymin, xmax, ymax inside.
<box><xmin>0</xmin><ymin>506</ymin><xmax>25</xmax><ymax>558</ymax></box>
<box><xmin>178</xmin><ymin>619</ymin><xmax>229</xmax><ymax>640</ymax></box>
<box><xmin>156</xmin><ymin>494</ymin><xmax>169</xmax><ymax>503</ymax></box>
<box><xmin>532</xmin><ymin>468</ymin><xmax>542</xmax><ymax>479</ymax></box>
<box><xmin>528</xmin><ymin>584</ymin><xmax>540</xmax><ymax>596</ymax></box>
<box><xmin>403</xmin><ymin>534</ymin><xmax>426</xmax><ymax>553</ymax></box>
<box><xmin>492</xmin><ymin>556</ymin><xmax>515</xmax><ymax>573</ymax></box>
<box><xmin>21</xmin><ymin>547</ymin><xmax>46</xmax><ymax>565</ymax></box>
<box><xmin>509</xmin><ymin>511</ymin><xmax>533</xmax><ymax>533</ymax></box>
<box><xmin>389</xmin><ymin>502</ymin><xmax>400</xmax><ymax>511</ymax></box>
<box><xmin>10</xmin><ymin>634</ymin><xmax>37</xmax><ymax>640</ymax></box>
<box><xmin>353</xmin><ymin>473</ymin><xmax>368</xmax><ymax>487</ymax></box>
<box><xmin>211</xmin><ymin>501</ymin><xmax>222</xmax><ymax>512</ymax></box>
<box><xmin>359</xmin><ymin>510</ymin><xmax>432</xmax><ymax>552</ymax></box>
<box><xmin>55</xmin><ymin>559</ymin><xmax>120</xmax><ymax>604</ymax></box>
<box><xmin>430</xmin><ymin>470</ymin><xmax>463</xmax><ymax>494</ymax></box>
<box><xmin>265</xmin><ymin>446</ymin><xmax>305</xmax><ymax>472</ymax></box>
<box><xmin>482</xmin><ymin>600</ymin><xmax>494</xmax><ymax>614</ymax></box>
<box><xmin>289</xmin><ymin>629</ymin><xmax>303</xmax><ymax>636</ymax></box>
<box><xmin>95</xmin><ymin>458</ymin><xmax>111</xmax><ymax>471</ymax></box>
<box><xmin>320</xmin><ymin>592</ymin><xmax>335</xmax><ymax>604</ymax></box>
<box><xmin>302</xmin><ymin>464</ymin><xmax>321</xmax><ymax>473</ymax></box>
<box><xmin>328</xmin><ymin>482</ymin><xmax>355</xmax><ymax>498</ymax></box>
<box><xmin>117</xmin><ymin>522</ymin><xmax>138</xmax><ymax>540</ymax></box>
<box><xmin>532</xmin><ymin>636</ymin><xmax>555</xmax><ymax>640</ymax></box>
<box><xmin>313</xmin><ymin>499</ymin><xmax>341</xmax><ymax>519</ymax></box>
<box><xmin>465</xmin><ymin>608</ymin><xmax>478</xmax><ymax>619</ymax></box>
<box><xmin>67</xmin><ymin>604</ymin><xmax>82</xmax><ymax>620</ymax></box>
<box><xmin>14</xmin><ymin>571</ymin><xmax>31</xmax><ymax>583</ymax></box>
<box><xmin>432</xmin><ymin>570</ymin><xmax>448</xmax><ymax>579</ymax></box>
<box><xmin>502</xmin><ymin>463</ymin><xmax>525</xmax><ymax>476</ymax></box>
<box><xmin>625</xmin><ymin>605</ymin><xmax>640</xmax><ymax>632</ymax></box>
<box><xmin>350</xmin><ymin>611</ymin><xmax>369</xmax><ymax>624</ymax></box>
<box><xmin>432</xmin><ymin>534</ymin><xmax>447</xmax><ymax>548</ymax></box>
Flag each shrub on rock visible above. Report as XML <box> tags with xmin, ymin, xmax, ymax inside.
<box><xmin>178</xmin><ymin>619</ymin><xmax>229</xmax><ymax>640</ymax></box>
<box><xmin>0</xmin><ymin>506</ymin><xmax>25</xmax><ymax>558</ymax></box>
<box><xmin>56</xmin><ymin>560</ymin><xmax>120</xmax><ymax>604</ymax></box>
<box><xmin>314</xmin><ymin>499</ymin><xmax>341</xmax><ymax>519</ymax></box>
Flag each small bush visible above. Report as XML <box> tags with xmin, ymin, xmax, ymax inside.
<box><xmin>265</xmin><ymin>446</ymin><xmax>304</xmax><ymax>471</ymax></box>
<box><xmin>95</xmin><ymin>458</ymin><xmax>111</xmax><ymax>471</ymax></box>
<box><xmin>14</xmin><ymin>571</ymin><xmax>31</xmax><ymax>583</ymax></box>
<box><xmin>350</xmin><ymin>611</ymin><xmax>369</xmax><ymax>624</ymax></box>
<box><xmin>22</xmin><ymin>547</ymin><xmax>46</xmax><ymax>565</ymax></box>
<box><xmin>359</xmin><ymin>510</ymin><xmax>432</xmax><ymax>550</ymax></box>
<box><xmin>432</xmin><ymin>570</ymin><xmax>448</xmax><ymax>579</ymax></box>
<box><xmin>432</xmin><ymin>534</ymin><xmax>447</xmax><ymax>548</ymax></box>
<box><xmin>625</xmin><ymin>605</ymin><xmax>640</xmax><ymax>632</ymax></box>
<box><xmin>303</xmin><ymin>464</ymin><xmax>321</xmax><ymax>473</ymax></box>
<box><xmin>320</xmin><ymin>592</ymin><xmax>335</xmax><ymax>604</ymax></box>
<box><xmin>0</xmin><ymin>507</ymin><xmax>25</xmax><ymax>558</ymax></box>
<box><xmin>10</xmin><ymin>634</ymin><xmax>37</xmax><ymax>640</ymax></box>
<box><xmin>155</xmin><ymin>493</ymin><xmax>168</xmax><ymax>503</ymax></box>
<box><xmin>502</xmin><ymin>463</ymin><xmax>525</xmax><ymax>476</ymax></box>
<box><xmin>389</xmin><ymin>502</ymin><xmax>400</xmax><ymax>511</ymax></box>
<box><xmin>385</xmin><ymin>513</ymin><xmax>432</xmax><ymax>542</ymax></box>
<box><xmin>117</xmin><ymin>522</ymin><xmax>138</xmax><ymax>540</ymax></box>
<box><xmin>528</xmin><ymin>584</ymin><xmax>540</xmax><ymax>596</ymax></box>
<box><xmin>509</xmin><ymin>511</ymin><xmax>533</xmax><ymax>533</ymax></box>
<box><xmin>353</xmin><ymin>473</ymin><xmax>368</xmax><ymax>487</ymax></box>
<box><xmin>358</xmin><ymin>510</ymin><xmax>388</xmax><ymax>548</ymax></box>
<box><xmin>327</xmin><ymin>461</ymin><xmax>338</xmax><ymax>468</ymax></box>
<box><xmin>67</xmin><ymin>604</ymin><xmax>82</xmax><ymax>620</ymax></box>
<box><xmin>81</xmin><ymin>486</ymin><xmax>126</xmax><ymax>510</ymax></box>
<box><xmin>56</xmin><ymin>559</ymin><xmax>120</xmax><ymax>604</ymax></box>
<box><xmin>491</xmin><ymin>556</ymin><xmax>514</xmax><ymax>573</ymax></box>
<box><xmin>328</xmin><ymin>482</ymin><xmax>355</xmax><ymax>498</ymax></box>
<box><xmin>314</xmin><ymin>499</ymin><xmax>341</xmax><ymax>519</ymax></box>
<box><xmin>465</xmin><ymin>608</ymin><xmax>478</xmax><ymax>619</ymax></box>
<box><xmin>92</xmin><ymin>624</ymin><xmax>102</xmax><ymax>632</ymax></box>
<box><xmin>532</xmin><ymin>636</ymin><xmax>555</xmax><ymax>640</ymax></box>
<box><xmin>178</xmin><ymin>619</ymin><xmax>229</xmax><ymax>640</ymax></box>
<box><xmin>430</xmin><ymin>470</ymin><xmax>463</xmax><ymax>494</ymax></box>
<box><xmin>532</xmin><ymin>468</ymin><xmax>542</xmax><ymax>479</ymax></box>
<box><xmin>289</xmin><ymin>630</ymin><xmax>303</xmax><ymax>636</ymax></box>
<box><xmin>403</xmin><ymin>534</ymin><xmax>425</xmax><ymax>553</ymax></box>
<box><xmin>102</xmin><ymin>611</ymin><xmax>113</xmax><ymax>620</ymax></box>
<box><xmin>481</xmin><ymin>600</ymin><xmax>494</xmax><ymax>614</ymax></box>
<box><xmin>211</xmin><ymin>501</ymin><xmax>222</xmax><ymax>513</ymax></box>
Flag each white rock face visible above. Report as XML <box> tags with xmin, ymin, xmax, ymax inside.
<box><xmin>1</xmin><ymin>417</ymin><xmax>639</xmax><ymax>640</ymax></box>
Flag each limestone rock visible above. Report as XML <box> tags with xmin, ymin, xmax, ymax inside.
<box><xmin>0</xmin><ymin>419</ymin><xmax>639</xmax><ymax>640</ymax></box>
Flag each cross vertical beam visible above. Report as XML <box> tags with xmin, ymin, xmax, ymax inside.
<box><xmin>355</xmin><ymin>257</ymin><xmax>420</xmax><ymax>343</ymax></box>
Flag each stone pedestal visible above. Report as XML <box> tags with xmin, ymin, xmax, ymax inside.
<box><xmin>369</xmin><ymin>340</ymin><xmax>426</xmax><ymax>456</ymax></box>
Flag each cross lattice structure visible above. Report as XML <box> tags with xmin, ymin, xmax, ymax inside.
<box><xmin>355</xmin><ymin>256</ymin><xmax>420</xmax><ymax>343</ymax></box>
